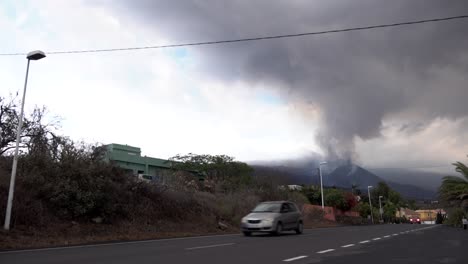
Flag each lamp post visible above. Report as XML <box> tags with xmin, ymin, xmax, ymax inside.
<box><xmin>4</xmin><ymin>50</ymin><xmax>46</xmax><ymax>231</ymax></box>
<box><xmin>319</xmin><ymin>162</ymin><xmax>327</xmax><ymax>209</ymax></box>
<box><xmin>379</xmin><ymin>196</ymin><xmax>384</xmax><ymax>223</ymax></box>
<box><xmin>368</xmin><ymin>186</ymin><xmax>374</xmax><ymax>224</ymax></box>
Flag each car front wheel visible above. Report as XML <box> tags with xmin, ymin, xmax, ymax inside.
<box><xmin>274</xmin><ymin>222</ymin><xmax>283</xmax><ymax>236</ymax></box>
<box><xmin>243</xmin><ymin>231</ymin><xmax>252</xmax><ymax>236</ymax></box>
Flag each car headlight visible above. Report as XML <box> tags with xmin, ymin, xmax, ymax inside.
<box><xmin>241</xmin><ymin>218</ymin><xmax>248</xmax><ymax>223</ymax></box>
<box><xmin>262</xmin><ymin>218</ymin><xmax>274</xmax><ymax>224</ymax></box>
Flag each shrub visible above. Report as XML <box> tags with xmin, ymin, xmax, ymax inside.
<box><xmin>325</xmin><ymin>189</ymin><xmax>349</xmax><ymax>211</ymax></box>
<box><xmin>302</xmin><ymin>186</ymin><xmax>321</xmax><ymax>205</ymax></box>
<box><xmin>445</xmin><ymin>208</ymin><xmax>466</xmax><ymax>227</ymax></box>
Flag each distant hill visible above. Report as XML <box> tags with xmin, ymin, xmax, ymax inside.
<box><xmin>368</xmin><ymin>168</ymin><xmax>447</xmax><ymax>192</ymax></box>
<box><xmin>326</xmin><ymin>164</ymin><xmax>436</xmax><ymax>199</ymax></box>
<box><xmin>251</xmin><ymin>162</ymin><xmax>436</xmax><ymax>200</ymax></box>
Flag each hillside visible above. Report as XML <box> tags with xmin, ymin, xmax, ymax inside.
<box><xmin>368</xmin><ymin>168</ymin><xmax>446</xmax><ymax>191</ymax></box>
<box><xmin>325</xmin><ymin>164</ymin><xmax>436</xmax><ymax>199</ymax></box>
<box><xmin>251</xmin><ymin>162</ymin><xmax>436</xmax><ymax>200</ymax></box>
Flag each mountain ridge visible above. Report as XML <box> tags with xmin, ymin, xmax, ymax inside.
<box><xmin>251</xmin><ymin>162</ymin><xmax>436</xmax><ymax>199</ymax></box>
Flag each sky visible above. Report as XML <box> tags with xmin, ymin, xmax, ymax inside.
<box><xmin>1</xmin><ymin>0</ymin><xmax>467</xmax><ymax>171</ymax></box>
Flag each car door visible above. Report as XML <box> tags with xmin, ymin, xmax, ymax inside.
<box><xmin>280</xmin><ymin>203</ymin><xmax>296</xmax><ymax>229</ymax></box>
<box><xmin>278</xmin><ymin>203</ymin><xmax>290</xmax><ymax>228</ymax></box>
<box><xmin>287</xmin><ymin>203</ymin><xmax>301</xmax><ymax>227</ymax></box>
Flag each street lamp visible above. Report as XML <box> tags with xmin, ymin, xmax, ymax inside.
<box><xmin>319</xmin><ymin>162</ymin><xmax>327</xmax><ymax>209</ymax></box>
<box><xmin>379</xmin><ymin>196</ymin><xmax>384</xmax><ymax>223</ymax></box>
<box><xmin>3</xmin><ymin>50</ymin><xmax>46</xmax><ymax>231</ymax></box>
<box><xmin>368</xmin><ymin>186</ymin><xmax>374</xmax><ymax>224</ymax></box>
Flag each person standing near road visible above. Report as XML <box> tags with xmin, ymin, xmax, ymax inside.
<box><xmin>463</xmin><ymin>216</ymin><xmax>467</xmax><ymax>230</ymax></box>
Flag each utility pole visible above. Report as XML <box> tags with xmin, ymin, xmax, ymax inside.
<box><xmin>4</xmin><ymin>50</ymin><xmax>46</xmax><ymax>231</ymax></box>
<box><xmin>319</xmin><ymin>162</ymin><xmax>327</xmax><ymax>209</ymax></box>
<box><xmin>368</xmin><ymin>186</ymin><xmax>374</xmax><ymax>224</ymax></box>
<box><xmin>379</xmin><ymin>196</ymin><xmax>384</xmax><ymax>223</ymax></box>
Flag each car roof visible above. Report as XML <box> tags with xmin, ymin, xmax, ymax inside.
<box><xmin>261</xmin><ymin>201</ymin><xmax>291</xmax><ymax>204</ymax></box>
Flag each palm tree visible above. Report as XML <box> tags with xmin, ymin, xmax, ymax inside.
<box><xmin>439</xmin><ymin>160</ymin><xmax>468</xmax><ymax>209</ymax></box>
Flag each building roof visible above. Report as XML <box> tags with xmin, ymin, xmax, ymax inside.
<box><xmin>105</xmin><ymin>143</ymin><xmax>172</xmax><ymax>169</ymax></box>
<box><xmin>107</xmin><ymin>143</ymin><xmax>141</xmax><ymax>154</ymax></box>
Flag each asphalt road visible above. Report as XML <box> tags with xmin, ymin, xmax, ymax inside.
<box><xmin>1</xmin><ymin>224</ymin><xmax>466</xmax><ymax>264</ymax></box>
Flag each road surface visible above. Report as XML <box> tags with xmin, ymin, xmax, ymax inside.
<box><xmin>1</xmin><ymin>225</ymin><xmax>466</xmax><ymax>263</ymax></box>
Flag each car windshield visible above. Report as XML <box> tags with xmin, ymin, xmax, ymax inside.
<box><xmin>252</xmin><ymin>203</ymin><xmax>281</xmax><ymax>213</ymax></box>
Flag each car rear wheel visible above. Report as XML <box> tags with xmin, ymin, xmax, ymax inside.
<box><xmin>274</xmin><ymin>222</ymin><xmax>283</xmax><ymax>236</ymax></box>
<box><xmin>295</xmin><ymin>222</ymin><xmax>303</xmax><ymax>234</ymax></box>
<box><xmin>243</xmin><ymin>231</ymin><xmax>252</xmax><ymax>236</ymax></box>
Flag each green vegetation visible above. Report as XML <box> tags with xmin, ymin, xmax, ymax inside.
<box><xmin>301</xmin><ymin>180</ymin><xmax>410</xmax><ymax>224</ymax></box>
<box><xmin>438</xmin><ymin>159</ymin><xmax>468</xmax><ymax>226</ymax></box>
<box><xmin>439</xmin><ymin>160</ymin><xmax>468</xmax><ymax>208</ymax></box>
<box><xmin>169</xmin><ymin>153</ymin><xmax>254</xmax><ymax>191</ymax></box>
<box><xmin>301</xmin><ymin>186</ymin><xmax>358</xmax><ymax>212</ymax></box>
<box><xmin>1</xmin><ymin>97</ymin><xmax>313</xmax><ymax>249</ymax></box>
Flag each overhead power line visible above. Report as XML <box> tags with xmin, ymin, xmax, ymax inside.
<box><xmin>1</xmin><ymin>14</ymin><xmax>468</xmax><ymax>56</ymax></box>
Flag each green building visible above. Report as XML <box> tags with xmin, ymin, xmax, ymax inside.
<box><xmin>105</xmin><ymin>143</ymin><xmax>204</xmax><ymax>183</ymax></box>
<box><xmin>105</xmin><ymin>143</ymin><xmax>175</xmax><ymax>182</ymax></box>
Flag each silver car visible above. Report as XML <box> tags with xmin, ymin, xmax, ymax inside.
<box><xmin>241</xmin><ymin>201</ymin><xmax>303</xmax><ymax>236</ymax></box>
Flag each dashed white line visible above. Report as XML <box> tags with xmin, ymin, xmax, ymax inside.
<box><xmin>185</xmin><ymin>243</ymin><xmax>235</xmax><ymax>250</ymax></box>
<box><xmin>341</xmin><ymin>244</ymin><xmax>355</xmax><ymax>248</ymax></box>
<box><xmin>282</xmin><ymin>226</ymin><xmax>439</xmax><ymax>261</ymax></box>
<box><xmin>283</xmin><ymin>255</ymin><xmax>308</xmax><ymax>262</ymax></box>
<box><xmin>317</xmin><ymin>249</ymin><xmax>335</xmax><ymax>254</ymax></box>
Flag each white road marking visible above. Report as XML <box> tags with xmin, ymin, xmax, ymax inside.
<box><xmin>341</xmin><ymin>244</ymin><xmax>355</xmax><ymax>248</ymax></box>
<box><xmin>372</xmin><ymin>237</ymin><xmax>381</xmax><ymax>241</ymax></box>
<box><xmin>317</xmin><ymin>249</ymin><xmax>335</xmax><ymax>254</ymax></box>
<box><xmin>283</xmin><ymin>255</ymin><xmax>308</xmax><ymax>262</ymax></box>
<box><xmin>392</xmin><ymin>233</ymin><xmax>398</xmax><ymax>236</ymax></box>
<box><xmin>359</xmin><ymin>240</ymin><xmax>370</xmax><ymax>244</ymax></box>
<box><xmin>383</xmin><ymin>235</ymin><xmax>391</xmax><ymax>238</ymax></box>
<box><xmin>185</xmin><ymin>243</ymin><xmax>235</xmax><ymax>250</ymax></box>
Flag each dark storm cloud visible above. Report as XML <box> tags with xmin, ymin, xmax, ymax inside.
<box><xmin>114</xmin><ymin>0</ymin><xmax>468</xmax><ymax>159</ymax></box>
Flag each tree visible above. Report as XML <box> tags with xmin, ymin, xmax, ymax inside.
<box><xmin>344</xmin><ymin>192</ymin><xmax>358</xmax><ymax>210</ymax></box>
<box><xmin>372</xmin><ymin>181</ymin><xmax>391</xmax><ymax>206</ymax></box>
<box><xmin>324</xmin><ymin>189</ymin><xmax>346</xmax><ymax>209</ymax></box>
<box><xmin>439</xmin><ymin>159</ymin><xmax>468</xmax><ymax>210</ymax></box>
<box><xmin>388</xmin><ymin>189</ymin><xmax>403</xmax><ymax>208</ymax></box>
<box><xmin>324</xmin><ymin>189</ymin><xmax>356</xmax><ymax>211</ymax></box>
<box><xmin>0</xmin><ymin>96</ymin><xmax>59</xmax><ymax>156</ymax></box>
<box><xmin>375</xmin><ymin>182</ymin><xmax>391</xmax><ymax>199</ymax></box>
<box><xmin>357</xmin><ymin>203</ymin><xmax>370</xmax><ymax>218</ymax></box>
<box><xmin>301</xmin><ymin>185</ymin><xmax>321</xmax><ymax>205</ymax></box>
<box><xmin>382</xmin><ymin>202</ymin><xmax>398</xmax><ymax>223</ymax></box>
<box><xmin>169</xmin><ymin>153</ymin><xmax>254</xmax><ymax>191</ymax></box>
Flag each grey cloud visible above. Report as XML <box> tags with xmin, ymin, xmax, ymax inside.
<box><xmin>112</xmin><ymin>0</ymin><xmax>468</xmax><ymax>159</ymax></box>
